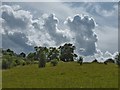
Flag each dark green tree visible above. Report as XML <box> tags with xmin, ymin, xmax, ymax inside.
<box><xmin>48</xmin><ymin>47</ymin><xmax>60</xmax><ymax>62</ymax></box>
<box><xmin>78</xmin><ymin>56</ymin><xmax>83</xmax><ymax>65</ymax></box>
<box><xmin>27</xmin><ymin>52</ymin><xmax>36</xmax><ymax>64</ymax></box>
<box><xmin>59</xmin><ymin>43</ymin><xmax>76</xmax><ymax>62</ymax></box>
<box><xmin>6</xmin><ymin>49</ymin><xmax>14</xmax><ymax>56</ymax></box>
<box><xmin>50</xmin><ymin>59</ymin><xmax>58</xmax><ymax>66</ymax></box>
<box><xmin>115</xmin><ymin>52</ymin><xmax>120</xmax><ymax>66</ymax></box>
<box><xmin>19</xmin><ymin>52</ymin><xmax>26</xmax><ymax>58</ymax></box>
<box><xmin>34</xmin><ymin>46</ymin><xmax>48</xmax><ymax>68</ymax></box>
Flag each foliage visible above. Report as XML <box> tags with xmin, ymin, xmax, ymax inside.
<box><xmin>33</xmin><ymin>61</ymin><xmax>39</xmax><ymax>64</ymax></box>
<box><xmin>104</xmin><ymin>58</ymin><xmax>114</xmax><ymax>65</ymax></box>
<box><xmin>27</xmin><ymin>52</ymin><xmax>36</xmax><ymax>63</ymax></box>
<box><xmin>59</xmin><ymin>43</ymin><xmax>77</xmax><ymax>62</ymax></box>
<box><xmin>2</xmin><ymin>43</ymin><xmax>118</xmax><ymax>70</ymax></box>
<box><xmin>2</xmin><ymin>59</ymin><xmax>10</xmax><ymax>69</ymax></box>
<box><xmin>34</xmin><ymin>46</ymin><xmax>48</xmax><ymax>68</ymax></box>
<box><xmin>2</xmin><ymin>49</ymin><xmax>27</xmax><ymax>69</ymax></box>
<box><xmin>2</xmin><ymin>55</ymin><xmax>14</xmax><ymax>69</ymax></box>
<box><xmin>20</xmin><ymin>59</ymin><xmax>26</xmax><ymax>66</ymax></box>
<box><xmin>19</xmin><ymin>52</ymin><xmax>26</xmax><ymax>58</ymax></box>
<box><xmin>50</xmin><ymin>59</ymin><xmax>58</xmax><ymax>66</ymax></box>
<box><xmin>78</xmin><ymin>56</ymin><xmax>83</xmax><ymax>65</ymax></box>
<box><xmin>115</xmin><ymin>52</ymin><xmax>120</xmax><ymax>66</ymax></box>
<box><xmin>47</xmin><ymin>47</ymin><xmax>60</xmax><ymax>62</ymax></box>
<box><xmin>92</xmin><ymin>59</ymin><xmax>99</xmax><ymax>63</ymax></box>
<box><xmin>25</xmin><ymin>60</ymin><xmax>31</xmax><ymax>65</ymax></box>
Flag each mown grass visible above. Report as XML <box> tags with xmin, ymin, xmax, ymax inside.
<box><xmin>2</xmin><ymin>62</ymin><xmax>118</xmax><ymax>88</ymax></box>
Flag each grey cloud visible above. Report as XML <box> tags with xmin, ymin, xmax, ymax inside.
<box><xmin>1</xmin><ymin>4</ymin><xmax>98</xmax><ymax>56</ymax></box>
<box><xmin>43</xmin><ymin>14</ymin><xmax>69</xmax><ymax>45</ymax></box>
<box><xmin>65</xmin><ymin>14</ymin><xmax>97</xmax><ymax>56</ymax></box>
<box><xmin>1</xmin><ymin>5</ymin><xmax>39</xmax><ymax>53</ymax></box>
<box><xmin>2</xmin><ymin>32</ymin><xmax>34</xmax><ymax>54</ymax></box>
<box><xmin>1</xmin><ymin>5</ymin><xmax>59</xmax><ymax>52</ymax></box>
<box><xmin>1</xmin><ymin>5</ymin><xmax>32</xmax><ymax>30</ymax></box>
<box><xmin>1</xmin><ymin>4</ymin><xmax>117</xmax><ymax>59</ymax></box>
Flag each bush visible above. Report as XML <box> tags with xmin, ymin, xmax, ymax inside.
<box><xmin>26</xmin><ymin>60</ymin><xmax>31</xmax><ymax>65</ymax></box>
<box><xmin>15</xmin><ymin>59</ymin><xmax>26</xmax><ymax>66</ymax></box>
<box><xmin>2</xmin><ymin>59</ymin><xmax>10</xmax><ymax>69</ymax></box>
<box><xmin>12</xmin><ymin>61</ymin><xmax>17</xmax><ymax>67</ymax></box>
<box><xmin>20</xmin><ymin>60</ymin><xmax>26</xmax><ymax>66</ymax></box>
<box><xmin>39</xmin><ymin>59</ymin><xmax>46</xmax><ymax>68</ymax></box>
<box><xmin>50</xmin><ymin>59</ymin><xmax>58</xmax><ymax>66</ymax></box>
<box><xmin>15</xmin><ymin>59</ymin><xmax>21</xmax><ymax>65</ymax></box>
<box><xmin>33</xmin><ymin>61</ymin><xmax>39</xmax><ymax>64</ymax></box>
<box><xmin>2</xmin><ymin>55</ymin><xmax>15</xmax><ymax>69</ymax></box>
<box><xmin>78</xmin><ymin>56</ymin><xmax>83</xmax><ymax>65</ymax></box>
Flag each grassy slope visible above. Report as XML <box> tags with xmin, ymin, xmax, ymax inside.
<box><xmin>2</xmin><ymin>62</ymin><xmax>118</xmax><ymax>88</ymax></box>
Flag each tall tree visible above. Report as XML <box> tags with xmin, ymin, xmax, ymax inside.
<box><xmin>34</xmin><ymin>46</ymin><xmax>48</xmax><ymax>68</ymax></box>
<box><xmin>59</xmin><ymin>43</ymin><xmax>76</xmax><ymax>62</ymax></box>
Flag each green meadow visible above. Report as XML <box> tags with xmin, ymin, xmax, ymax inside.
<box><xmin>2</xmin><ymin>62</ymin><xmax>118</xmax><ymax>88</ymax></box>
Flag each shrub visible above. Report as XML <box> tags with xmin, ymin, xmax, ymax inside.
<box><xmin>39</xmin><ymin>59</ymin><xmax>46</xmax><ymax>68</ymax></box>
<box><xmin>15</xmin><ymin>59</ymin><xmax>21</xmax><ymax>65</ymax></box>
<box><xmin>2</xmin><ymin>59</ymin><xmax>10</xmax><ymax>69</ymax></box>
<box><xmin>33</xmin><ymin>61</ymin><xmax>39</xmax><ymax>64</ymax></box>
<box><xmin>12</xmin><ymin>61</ymin><xmax>17</xmax><ymax>67</ymax></box>
<box><xmin>26</xmin><ymin>60</ymin><xmax>31</xmax><ymax>65</ymax></box>
<box><xmin>78</xmin><ymin>56</ymin><xmax>83</xmax><ymax>65</ymax></box>
<box><xmin>50</xmin><ymin>59</ymin><xmax>58</xmax><ymax>66</ymax></box>
<box><xmin>20</xmin><ymin>60</ymin><xmax>26</xmax><ymax>66</ymax></box>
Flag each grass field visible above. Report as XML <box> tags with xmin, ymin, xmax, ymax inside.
<box><xmin>2</xmin><ymin>62</ymin><xmax>118</xmax><ymax>88</ymax></box>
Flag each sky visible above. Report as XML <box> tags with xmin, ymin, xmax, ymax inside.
<box><xmin>0</xmin><ymin>1</ymin><xmax>118</xmax><ymax>61</ymax></box>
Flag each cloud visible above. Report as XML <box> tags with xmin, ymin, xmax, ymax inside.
<box><xmin>1</xmin><ymin>5</ymin><xmax>34</xmax><ymax>53</ymax></box>
<box><xmin>65</xmin><ymin>14</ymin><xmax>98</xmax><ymax>56</ymax></box>
<box><xmin>43</xmin><ymin>14</ymin><xmax>71</xmax><ymax>46</ymax></box>
<box><xmin>65</xmin><ymin>2</ymin><xmax>118</xmax><ymax>28</ymax></box>
<box><xmin>95</xmin><ymin>26</ymin><xmax>118</xmax><ymax>53</ymax></box>
<box><xmin>1</xmin><ymin>5</ymin><xmax>69</xmax><ymax>53</ymax></box>
<box><xmin>1</xmin><ymin>3</ymin><xmax>118</xmax><ymax>60</ymax></box>
<box><xmin>94</xmin><ymin>3</ymin><xmax>118</xmax><ymax>17</ymax></box>
<box><xmin>1</xmin><ymin>5</ymin><xmax>33</xmax><ymax>30</ymax></box>
<box><xmin>1</xmin><ymin>5</ymin><xmax>56</xmax><ymax>53</ymax></box>
<box><xmin>2</xmin><ymin>32</ymin><xmax>34</xmax><ymax>54</ymax></box>
<box><xmin>83</xmin><ymin>50</ymin><xmax>118</xmax><ymax>62</ymax></box>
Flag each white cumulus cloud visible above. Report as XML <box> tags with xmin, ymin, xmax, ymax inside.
<box><xmin>65</xmin><ymin>14</ymin><xmax>98</xmax><ymax>56</ymax></box>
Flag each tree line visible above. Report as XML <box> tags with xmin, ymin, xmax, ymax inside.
<box><xmin>1</xmin><ymin>43</ymin><xmax>120</xmax><ymax>69</ymax></box>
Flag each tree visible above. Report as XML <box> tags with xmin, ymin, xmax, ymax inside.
<box><xmin>115</xmin><ymin>52</ymin><xmax>120</xmax><ymax>66</ymax></box>
<box><xmin>92</xmin><ymin>59</ymin><xmax>99</xmax><ymax>63</ymax></box>
<box><xmin>78</xmin><ymin>56</ymin><xmax>83</xmax><ymax>65</ymax></box>
<box><xmin>48</xmin><ymin>47</ymin><xmax>60</xmax><ymax>62</ymax></box>
<box><xmin>2</xmin><ymin>55</ymin><xmax>15</xmax><ymax>69</ymax></box>
<box><xmin>59</xmin><ymin>43</ymin><xmax>76</xmax><ymax>62</ymax></box>
<box><xmin>34</xmin><ymin>46</ymin><xmax>48</xmax><ymax>68</ymax></box>
<box><xmin>2</xmin><ymin>48</ymin><xmax>27</xmax><ymax>69</ymax></box>
<box><xmin>6</xmin><ymin>49</ymin><xmax>14</xmax><ymax>56</ymax></box>
<box><xmin>27</xmin><ymin>52</ymin><xmax>35</xmax><ymax>63</ymax></box>
<box><xmin>2</xmin><ymin>59</ymin><xmax>10</xmax><ymax>69</ymax></box>
<box><xmin>19</xmin><ymin>52</ymin><xmax>26</xmax><ymax>58</ymax></box>
<box><xmin>104</xmin><ymin>58</ymin><xmax>114</xmax><ymax>65</ymax></box>
<box><xmin>50</xmin><ymin>59</ymin><xmax>58</xmax><ymax>66</ymax></box>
